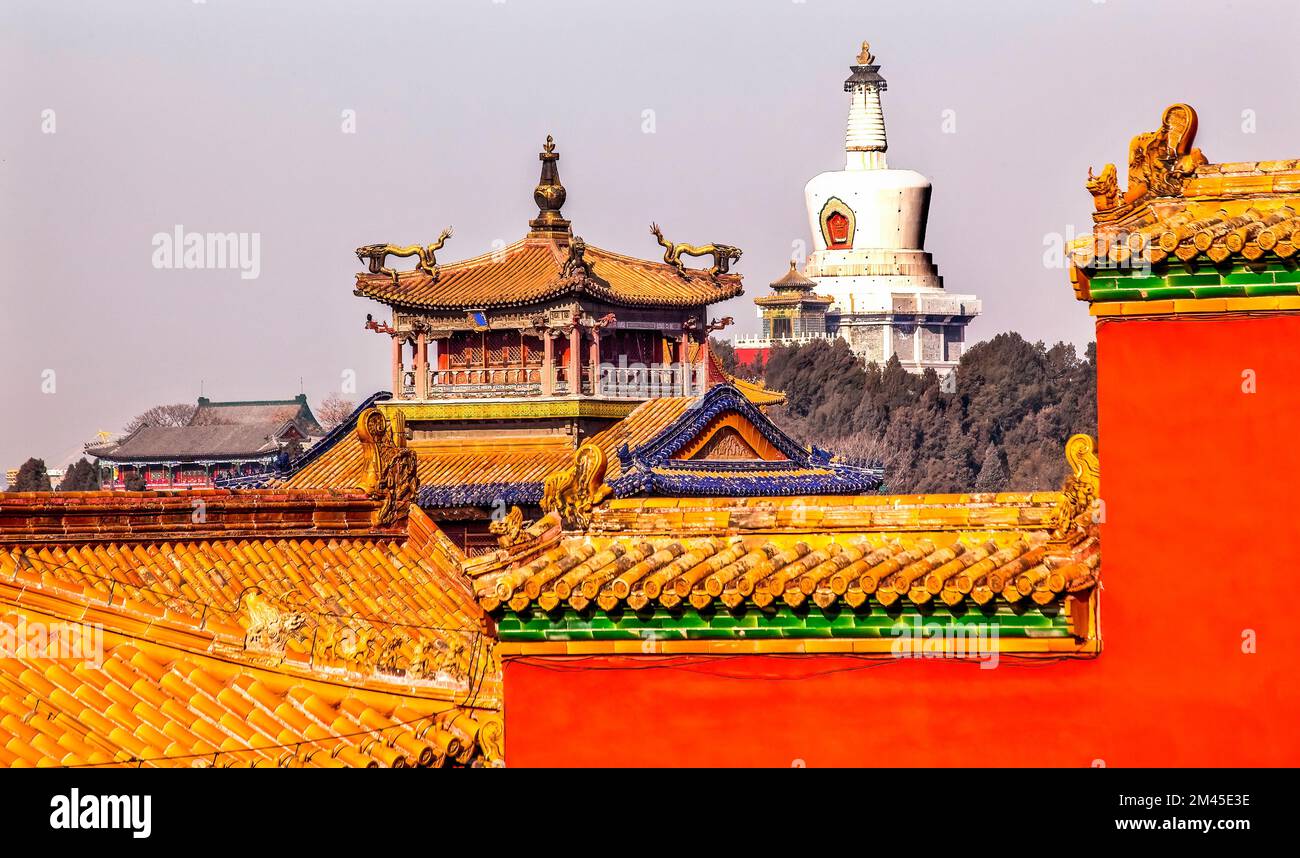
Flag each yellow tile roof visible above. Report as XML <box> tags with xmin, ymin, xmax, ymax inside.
<box><xmin>284</xmin><ymin>433</ymin><xmax>572</xmax><ymax>494</ymax></box>
<box><xmin>0</xmin><ymin>612</ymin><xmax>499</xmax><ymax>767</ymax></box>
<box><xmin>354</xmin><ymin>237</ymin><xmax>743</xmax><ymax>310</ymax></box>
<box><xmin>0</xmin><ymin>503</ymin><xmax>503</xmax><ymax>767</ymax></box>
<box><xmin>471</xmin><ymin>492</ymin><xmax>1098</xmax><ymax>615</ymax></box>
<box><xmin>476</xmin><ymin>529</ymin><xmax>1097</xmax><ymax>615</ymax></box>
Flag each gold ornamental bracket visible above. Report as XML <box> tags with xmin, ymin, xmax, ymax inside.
<box><xmin>1052</xmin><ymin>433</ymin><xmax>1100</xmax><ymax>539</ymax></box>
<box><xmin>540</xmin><ymin>441</ymin><xmax>613</xmax><ymax>530</ymax></box>
<box><xmin>357</xmin><ymin>407</ymin><xmax>419</xmax><ymax>528</ymax></box>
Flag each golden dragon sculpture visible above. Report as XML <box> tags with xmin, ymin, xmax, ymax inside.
<box><xmin>356</xmin><ymin>227</ymin><xmax>453</xmax><ymax>284</ymax></box>
<box><xmin>650</xmin><ymin>223</ymin><xmax>742</xmax><ymax>278</ymax></box>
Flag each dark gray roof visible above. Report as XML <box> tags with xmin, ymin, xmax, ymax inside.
<box><xmin>87</xmin><ymin>424</ymin><xmax>290</xmax><ymax>461</ymax></box>
<box><xmin>189</xmin><ymin>394</ymin><xmax>324</xmax><ymax>436</ymax></box>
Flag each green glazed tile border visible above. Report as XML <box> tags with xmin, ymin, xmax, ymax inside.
<box><xmin>496</xmin><ymin>603</ymin><xmax>1072</xmax><ymax>642</ymax></box>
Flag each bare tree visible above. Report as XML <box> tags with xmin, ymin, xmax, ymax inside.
<box><xmin>123</xmin><ymin>403</ymin><xmax>197</xmax><ymax>434</ymax></box>
<box><xmin>316</xmin><ymin>393</ymin><xmax>356</xmax><ymax>431</ymax></box>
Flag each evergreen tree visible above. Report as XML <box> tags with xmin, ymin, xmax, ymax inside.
<box><xmin>10</xmin><ymin>458</ymin><xmax>53</xmax><ymax>492</ymax></box>
<box><xmin>123</xmin><ymin>471</ymin><xmax>147</xmax><ymax>492</ymax></box>
<box><xmin>57</xmin><ymin>458</ymin><xmax>101</xmax><ymax>491</ymax></box>
<box><xmin>974</xmin><ymin>443</ymin><xmax>1009</xmax><ymax>493</ymax></box>
<box><xmin>708</xmin><ymin>337</ymin><xmax>739</xmax><ymax>376</ymax></box>
<box><xmin>753</xmin><ymin>332</ymin><xmax>1097</xmax><ymax>493</ymax></box>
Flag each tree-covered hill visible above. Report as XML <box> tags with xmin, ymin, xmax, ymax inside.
<box><xmin>717</xmin><ymin>333</ymin><xmax>1096</xmax><ymax>493</ymax></box>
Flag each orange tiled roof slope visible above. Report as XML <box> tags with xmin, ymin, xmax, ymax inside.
<box><xmin>0</xmin><ymin>492</ymin><xmax>502</xmax><ymax>767</ymax></box>
<box><xmin>354</xmin><ymin>237</ymin><xmax>742</xmax><ymax>310</ymax></box>
<box><xmin>283</xmin><ymin>434</ymin><xmax>573</xmax><ymax>495</ymax></box>
<box><xmin>472</xmin><ymin>491</ymin><xmax>1098</xmax><ymax>617</ymax></box>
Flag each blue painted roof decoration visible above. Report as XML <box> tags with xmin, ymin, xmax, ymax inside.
<box><xmin>418</xmin><ymin>481</ymin><xmax>543</xmax><ymax>509</ymax></box>
<box><xmin>608</xmin><ymin>384</ymin><xmax>882</xmax><ymax>498</ymax></box>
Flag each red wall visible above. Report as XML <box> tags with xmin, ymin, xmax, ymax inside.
<box><xmin>503</xmin><ymin>314</ymin><xmax>1300</xmax><ymax>766</ymax></box>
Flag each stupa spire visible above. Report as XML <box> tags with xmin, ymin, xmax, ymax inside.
<box><xmin>843</xmin><ymin>41</ymin><xmax>888</xmax><ymax>170</ymax></box>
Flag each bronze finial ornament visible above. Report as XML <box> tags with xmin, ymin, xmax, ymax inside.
<box><xmin>529</xmin><ymin>134</ymin><xmax>571</xmax><ymax>235</ymax></box>
<box><xmin>649</xmin><ymin>223</ymin><xmax>742</xmax><ymax>278</ymax></box>
<box><xmin>857</xmin><ymin>41</ymin><xmax>874</xmax><ymax>65</ymax></box>
<box><xmin>355</xmin><ymin>227</ymin><xmax>453</xmax><ymax>284</ymax></box>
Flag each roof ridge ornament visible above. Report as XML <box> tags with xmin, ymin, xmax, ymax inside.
<box><xmin>355</xmin><ymin>227</ymin><xmax>453</xmax><ymax>284</ymax></box>
<box><xmin>558</xmin><ymin>235</ymin><xmax>597</xmax><ymax>284</ymax></box>
<box><xmin>528</xmin><ymin>134</ymin><xmax>572</xmax><ymax>236</ymax></box>
<box><xmin>649</xmin><ymin>222</ymin><xmax>743</xmax><ymax>278</ymax></box>
<box><xmin>356</xmin><ymin>407</ymin><xmax>418</xmax><ymax>528</ymax></box>
<box><xmin>1052</xmin><ymin>434</ymin><xmax>1100</xmax><ymax>539</ymax></box>
<box><xmin>1088</xmin><ymin>103</ymin><xmax>1208</xmax><ymax>216</ymax></box>
<box><xmin>540</xmin><ymin>442</ymin><xmax>612</xmax><ymax>530</ymax></box>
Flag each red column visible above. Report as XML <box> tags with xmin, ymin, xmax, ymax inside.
<box><xmin>678</xmin><ymin>335</ymin><xmax>690</xmax><ymax>395</ymax></box>
<box><xmin>391</xmin><ymin>335</ymin><xmax>403</xmax><ymax>396</ymax></box>
<box><xmin>542</xmin><ymin>332</ymin><xmax>554</xmax><ymax>395</ymax></box>
<box><xmin>569</xmin><ymin>325</ymin><xmax>582</xmax><ymax>396</ymax></box>
<box><xmin>415</xmin><ymin>331</ymin><xmax>428</xmax><ymax>399</ymax></box>
<box><xmin>590</xmin><ymin>331</ymin><xmax>601</xmax><ymax>395</ymax></box>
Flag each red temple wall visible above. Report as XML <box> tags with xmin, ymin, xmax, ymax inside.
<box><xmin>501</xmin><ymin>313</ymin><xmax>1300</xmax><ymax>766</ymax></box>
<box><xmin>732</xmin><ymin>347</ymin><xmax>770</xmax><ymax>368</ymax></box>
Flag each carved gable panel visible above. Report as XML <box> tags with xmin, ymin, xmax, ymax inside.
<box><xmin>670</xmin><ymin>413</ymin><xmax>789</xmax><ymax>463</ymax></box>
<box><xmin>686</xmin><ymin>426</ymin><xmax>761</xmax><ymax>461</ymax></box>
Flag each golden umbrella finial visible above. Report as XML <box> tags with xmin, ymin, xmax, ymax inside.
<box><xmin>857</xmin><ymin>41</ymin><xmax>874</xmax><ymax>64</ymax></box>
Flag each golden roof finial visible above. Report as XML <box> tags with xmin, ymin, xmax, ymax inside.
<box><xmin>857</xmin><ymin>41</ymin><xmax>874</xmax><ymax>65</ymax></box>
<box><xmin>529</xmin><ymin>134</ymin><xmax>571</xmax><ymax>236</ymax></box>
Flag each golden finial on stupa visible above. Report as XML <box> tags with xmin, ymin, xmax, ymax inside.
<box><xmin>857</xmin><ymin>41</ymin><xmax>874</xmax><ymax>65</ymax></box>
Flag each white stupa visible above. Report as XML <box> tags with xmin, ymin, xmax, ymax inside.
<box><xmin>748</xmin><ymin>42</ymin><xmax>981</xmax><ymax>374</ymax></box>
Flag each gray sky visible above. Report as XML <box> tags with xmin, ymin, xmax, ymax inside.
<box><xmin>3</xmin><ymin>0</ymin><xmax>1297</xmax><ymax>481</ymax></box>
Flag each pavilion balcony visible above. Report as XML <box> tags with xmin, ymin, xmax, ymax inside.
<box><xmin>732</xmin><ymin>332</ymin><xmax>837</xmax><ymax>348</ymax></box>
<box><xmin>395</xmin><ymin>362</ymin><xmax>705</xmax><ymax>402</ymax></box>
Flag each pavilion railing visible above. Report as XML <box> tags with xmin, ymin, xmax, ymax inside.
<box><xmin>393</xmin><ymin>362</ymin><xmax>706</xmax><ymax>401</ymax></box>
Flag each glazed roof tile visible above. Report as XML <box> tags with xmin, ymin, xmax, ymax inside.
<box><xmin>1072</xmin><ymin>105</ymin><xmax>1300</xmax><ymax>276</ymax></box>
<box><xmin>0</xmin><ymin>499</ymin><xmax>502</xmax><ymax>767</ymax></box>
<box><xmin>0</xmin><ymin>622</ymin><xmax>498</xmax><ymax>767</ymax></box>
<box><xmin>472</xmin><ymin>493</ymin><xmax>1098</xmax><ymax>615</ymax></box>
